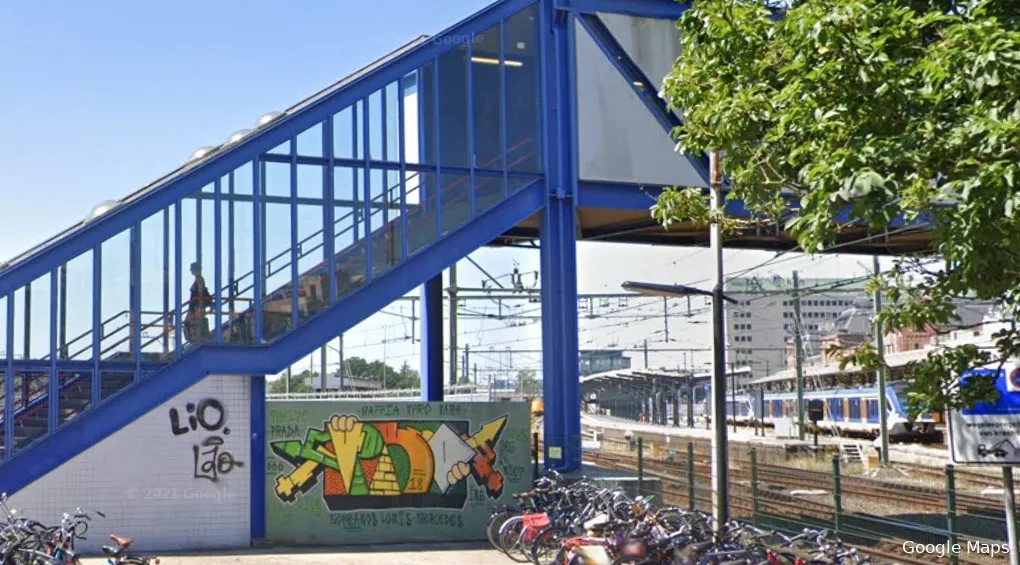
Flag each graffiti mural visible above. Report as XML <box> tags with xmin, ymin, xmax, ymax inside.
<box><xmin>265</xmin><ymin>401</ymin><xmax>531</xmax><ymax>545</ymax></box>
<box><xmin>168</xmin><ymin>398</ymin><xmax>244</xmax><ymax>483</ymax></box>
<box><xmin>270</xmin><ymin>413</ymin><xmax>508</xmax><ymax>511</ymax></box>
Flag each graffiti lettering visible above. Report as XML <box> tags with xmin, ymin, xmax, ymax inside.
<box><xmin>170</xmin><ymin>397</ymin><xmax>242</xmax><ymax>483</ymax></box>
<box><xmin>169</xmin><ymin>398</ymin><xmax>229</xmax><ymax>436</ymax></box>
<box><xmin>329</xmin><ymin>511</ymin><xmax>379</xmax><ymax>529</ymax></box>
<box><xmin>439</xmin><ymin>404</ymin><xmax>464</xmax><ymax>417</ymax></box>
<box><xmin>405</xmin><ymin>404</ymin><xmax>433</xmax><ymax>417</ymax></box>
<box><xmin>502</xmin><ymin>463</ymin><xmax>528</xmax><ymax>483</ymax></box>
<box><xmin>380</xmin><ymin>511</ymin><xmax>414</xmax><ymax>528</ymax></box>
<box><xmin>415</xmin><ymin>511</ymin><xmax>464</xmax><ymax>529</ymax></box>
<box><xmin>359</xmin><ymin>404</ymin><xmax>402</xmax><ymax>418</ymax></box>
<box><xmin>269</xmin><ymin>424</ymin><xmax>302</xmax><ymax>438</ymax></box>
<box><xmin>193</xmin><ymin>436</ymin><xmax>245</xmax><ymax>482</ymax></box>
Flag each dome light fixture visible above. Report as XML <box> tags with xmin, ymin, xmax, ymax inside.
<box><xmin>85</xmin><ymin>200</ymin><xmax>119</xmax><ymax>223</ymax></box>
<box><xmin>224</xmin><ymin>129</ymin><xmax>252</xmax><ymax>145</ymax></box>
<box><xmin>254</xmin><ymin>111</ymin><xmax>284</xmax><ymax>129</ymax></box>
<box><xmin>188</xmin><ymin>146</ymin><xmax>219</xmax><ymax>163</ymax></box>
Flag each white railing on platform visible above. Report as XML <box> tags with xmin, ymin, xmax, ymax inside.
<box><xmin>266</xmin><ymin>384</ymin><xmax>531</xmax><ymax>402</ymax></box>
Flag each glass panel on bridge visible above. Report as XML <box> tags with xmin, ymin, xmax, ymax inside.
<box><xmin>221</xmin><ymin>166</ymin><xmax>255</xmax><ymax>346</ymax></box>
<box><xmin>141</xmin><ymin>212</ymin><xmax>173</xmax><ymax>361</ymax></box>
<box><xmin>100</xmin><ymin>230</ymin><xmax>130</xmax><ymax>361</ymax></box>
<box><xmin>58</xmin><ymin>250</ymin><xmax>94</xmax><ymax>361</ymax></box>
<box><xmin>262</xmin><ymin>162</ymin><xmax>294</xmax><ymax>343</ymax></box>
<box><xmin>100</xmin><ymin>370</ymin><xmax>132</xmax><ymax>401</ymax></box>
<box><xmin>504</xmin><ymin>3</ymin><xmax>541</xmax><ymax>174</ymax></box>
<box><xmin>296</xmin><ymin>164</ymin><xmax>327</xmax><ymax>323</ymax></box>
<box><xmin>12</xmin><ymin>371</ymin><xmax>48</xmax><ymax>454</ymax></box>
<box><xmin>57</xmin><ymin>370</ymin><xmax>91</xmax><ymax>426</ymax></box>
<box><xmin>28</xmin><ymin>273</ymin><xmax>50</xmax><ymax>361</ymax></box>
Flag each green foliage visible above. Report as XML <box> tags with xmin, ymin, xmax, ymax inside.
<box><xmin>268</xmin><ymin>370</ymin><xmax>313</xmax><ymax>394</ymax></box>
<box><xmin>517</xmin><ymin>369</ymin><xmax>541</xmax><ymax>395</ymax></box>
<box><xmin>344</xmin><ymin>357</ymin><xmax>421</xmax><ymax>389</ymax></box>
<box><xmin>657</xmin><ymin>0</ymin><xmax>1020</xmax><ymax>417</ymax></box>
<box><xmin>267</xmin><ymin>357</ymin><xmax>420</xmax><ymax>393</ymax></box>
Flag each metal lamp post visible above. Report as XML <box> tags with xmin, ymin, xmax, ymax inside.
<box><xmin>622</xmin><ymin>276</ymin><xmax>737</xmax><ymax>535</ymax></box>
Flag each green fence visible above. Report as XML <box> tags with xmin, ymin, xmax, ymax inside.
<box><xmin>595</xmin><ymin>438</ymin><xmax>1016</xmax><ymax>565</ymax></box>
<box><xmin>265</xmin><ymin>400</ymin><xmax>532</xmax><ymax>545</ymax></box>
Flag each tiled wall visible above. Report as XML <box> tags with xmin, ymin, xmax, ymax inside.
<box><xmin>8</xmin><ymin>374</ymin><xmax>251</xmax><ymax>553</ymax></box>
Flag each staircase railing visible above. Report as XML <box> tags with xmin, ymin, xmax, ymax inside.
<box><xmin>55</xmin><ymin>138</ymin><xmax>536</xmax><ymax>358</ymax></box>
<box><xmin>0</xmin><ymin>372</ymin><xmax>89</xmax><ymax>431</ymax></box>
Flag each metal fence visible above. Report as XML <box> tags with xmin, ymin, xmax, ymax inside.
<box><xmin>571</xmin><ymin>436</ymin><xmax>1016</xmax><ymax>565</ymax></box>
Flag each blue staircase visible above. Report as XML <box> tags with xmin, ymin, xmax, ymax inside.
<box><xmin>0</xmin><ymin>0</ymin><xmax>545</xmax><ymax>493</ymax></box>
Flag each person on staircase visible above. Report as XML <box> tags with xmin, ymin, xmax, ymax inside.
<box><xmin>184</xmin><ymin>262</ymin><xmax>213</xmax><ymax>344</ymax></box>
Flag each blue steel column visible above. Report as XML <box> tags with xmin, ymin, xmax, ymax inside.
<box><xmin>363</xmin><ymin>98</ymin><xmax>373</xmax><ymax>282</ymax></box>
<box><xmin>420</xmin><ymin>275</ymin><xmax>443</xmax><ymax>401</ymax></box>
<box><xmin>290</xmin><ymin>139</ymin><xmax>300</xmax><ymax>331</ymax></box>
<box><xmin>162</xmin><ymin>208</ymin><xmax>170</xmax><ymax>354</ymax></box>
<box><xmin>398</xmin><ymin>78</ymin><xmax>409</xmax><ymax>260</ymax></box>
<box><xmin>214</xmin><ymin>178</ymin><xmax>223</xmax><ymax>344</ymax></box>
<box><xmin>48</xmin><ymin>270</ymin><xmax>58</xmax><ymax>433</ymax></box>
<box><xmin>324</xmin><ymin>117</ymin><xmax>337</xmax><ymax>304</ymax></box>
<box><xmin>174</xmin><ymin>203</ymin><xmax>183</xmax><ymax>353</ymax></box>
<box><xmin>539</xmin><ymin>0</ymin><xmax>581</xmax><ymax>472</ymax></box>
<box><xmin>130</xmin><ymin>225</ymin><xmax>141</xmax><ymax>379</ymax></box>
<box><xmin>253</xmin><ymin>161</ymin><xmax>264</xmax><ymax>344</ymax></box>
<box><xmin>4</xmin><ymin>293</ymin><xmax>13</xmax><ymax>458</ymax></box>
<box><xmin>91</xmin><ymin>247</ymin><xmax>102</xmax><ymax>406</ymax></box>
<box><xmin>249</xmin><ymin>374</ymin><xmax>266</xmax><ymax>540</ymax></box>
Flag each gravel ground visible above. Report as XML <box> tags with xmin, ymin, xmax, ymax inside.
<box><xmin>78</xmin><ymin>543</ymin><xmax>508</xmax><ymax>565</ymax></box>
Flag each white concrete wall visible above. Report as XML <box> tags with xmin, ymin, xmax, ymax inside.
<box><xmin>9</xmin><ymin>374</ymin><xmax>251</xmax><ymax>553</ymax></box>
<box><xmin>575</xmin><ymin>16</ymin><xmax>706</xmax><ymax>189</ymax></box>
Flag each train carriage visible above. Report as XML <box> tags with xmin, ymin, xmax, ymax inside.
<box><xmin>700</xmin><ymin>381</ymin><xmax>936</xmax><ymax>439</ymax></box>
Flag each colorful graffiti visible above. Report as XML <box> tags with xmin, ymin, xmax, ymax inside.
<box><xmin>270</xmin><ymin>413</ymin><xmax>509</xmax><ymax>511</ymax></box>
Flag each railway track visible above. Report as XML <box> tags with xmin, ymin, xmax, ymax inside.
<box><xmin>584</xmin><ymin>451</ymin><xmax>999</xmax><ymax>565</ymax></box>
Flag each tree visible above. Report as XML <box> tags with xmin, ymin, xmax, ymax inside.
<box><xmin>517</xmin><ymin>369</ymin><xmax>541</xmax><ymax>395</ymax></box>
<box><xmin>653</xmin><ymin>0</ymin><xmax>1020</xmax><ymax>417</ymax></box>
<box><xmin>268</xmin><ymin>370</ymin><xmax>313</xmax><ymax>394</ymax></box>
<box><xmin>343</xmin><ymin>357</ymin><xmax>420</xmax><ymax>389</ymax></box>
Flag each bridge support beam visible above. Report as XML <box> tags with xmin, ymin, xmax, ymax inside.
<box><xmin>540</xmin><ymin>0</ymin><xmax>581</xmax><ymax>472</ymax></box>
<box><xmin>249</xmin><ymin>375</ymin><xmax>266</xmax><ymax>541</ymax></box>
<box><xmin>420</xmin><ymin>275</ymin><xmax>444</xmax><ymax>401</ymax></box>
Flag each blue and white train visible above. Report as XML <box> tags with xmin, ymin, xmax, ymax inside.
<box><xmin>701</xmin><ymin>381</ymin><xmax>937</xmax><ymax>439</ymax></box>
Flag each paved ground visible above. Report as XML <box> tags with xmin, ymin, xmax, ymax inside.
<box><xmin>80</xmin><ymin>543</ymin><xmax>509</xmax><ymax>565</ymax></box>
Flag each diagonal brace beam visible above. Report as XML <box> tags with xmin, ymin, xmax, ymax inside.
<box><xmin>575</xmin><ymin>12</ymin><xmax>711</xmax><ymax>186</ymax></box>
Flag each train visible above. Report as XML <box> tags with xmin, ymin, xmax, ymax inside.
<box><xmin>701</xmin><ymin>381</ymin><xmax>937</xmax><ymax>439</ymax></box>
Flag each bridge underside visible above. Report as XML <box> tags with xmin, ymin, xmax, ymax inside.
<box><xmin>0</xmin><ymin>0</ymin><xmax>932</xmax><ymax>495</ymax></box>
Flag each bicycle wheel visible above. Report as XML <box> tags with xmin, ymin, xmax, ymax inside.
<box><xmin>498</xmin><ymin>517</ymin><xmax>526</xmax><ymax>557</ymax></box>
<box><xmin>488</xmin><ymin>509</ymin><xmax>517</xmax><ymax>550</ymax></box>
<box><xmin>504</xmin><ymin>526</ymin><xmax>540</xmax><ymax>563</ymax></box>
<box><xmin>530</xmin><ymin>526</ymin><xmax>566</xmax><ymax>565</ymax></box>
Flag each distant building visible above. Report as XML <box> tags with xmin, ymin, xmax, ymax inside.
<box><xmin>580</xmin><ymin>349</ymin><xmax>632</xmax><ymax>377</ymax></box>
<box><xmin>725</xmin><ymin>276</ymin><xmax>872</xmax><ymax>374</ymax></box>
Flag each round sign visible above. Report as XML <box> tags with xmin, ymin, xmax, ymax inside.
<box><xmin>1009</xmin><ymin>367</ymin><xmax>1020</xmax><ymax>390</ymax></box>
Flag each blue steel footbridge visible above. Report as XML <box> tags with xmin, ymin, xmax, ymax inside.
<box><xmin>0</xmin><ymin>0</ymin><xmax>930</xmax><ymax>501</ymax></box>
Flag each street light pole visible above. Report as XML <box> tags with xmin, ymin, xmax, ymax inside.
<box><xmin>709</xmin><ymin>150</ymin><xmax>729</xmax><ymax>536</ymax></box>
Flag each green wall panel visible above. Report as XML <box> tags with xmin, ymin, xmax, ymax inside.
<box><xmin>265</xmin><ymin>400</ymin><xmax>532</xmax><ymax>545</ymax></box>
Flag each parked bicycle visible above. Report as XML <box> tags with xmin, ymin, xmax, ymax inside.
<box><xmin>488</xmin><ymin>473</ymin><xmax>877</xmax><ymax>565</ymax></box>
<box><xmin>0</xmin><ymin>492</ymin><xmax>160</xmax><ymax>564</ymax></box>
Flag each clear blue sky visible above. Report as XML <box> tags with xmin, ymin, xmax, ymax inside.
<box><xmin>0</xmin><ymin>1</ymin><xmax>883</xmax><ymax>383</ymax></box>
<box><xmin>0</xmin><ymin>0</ymin><xmax>491</xmax><ymax>262</ymax></box>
